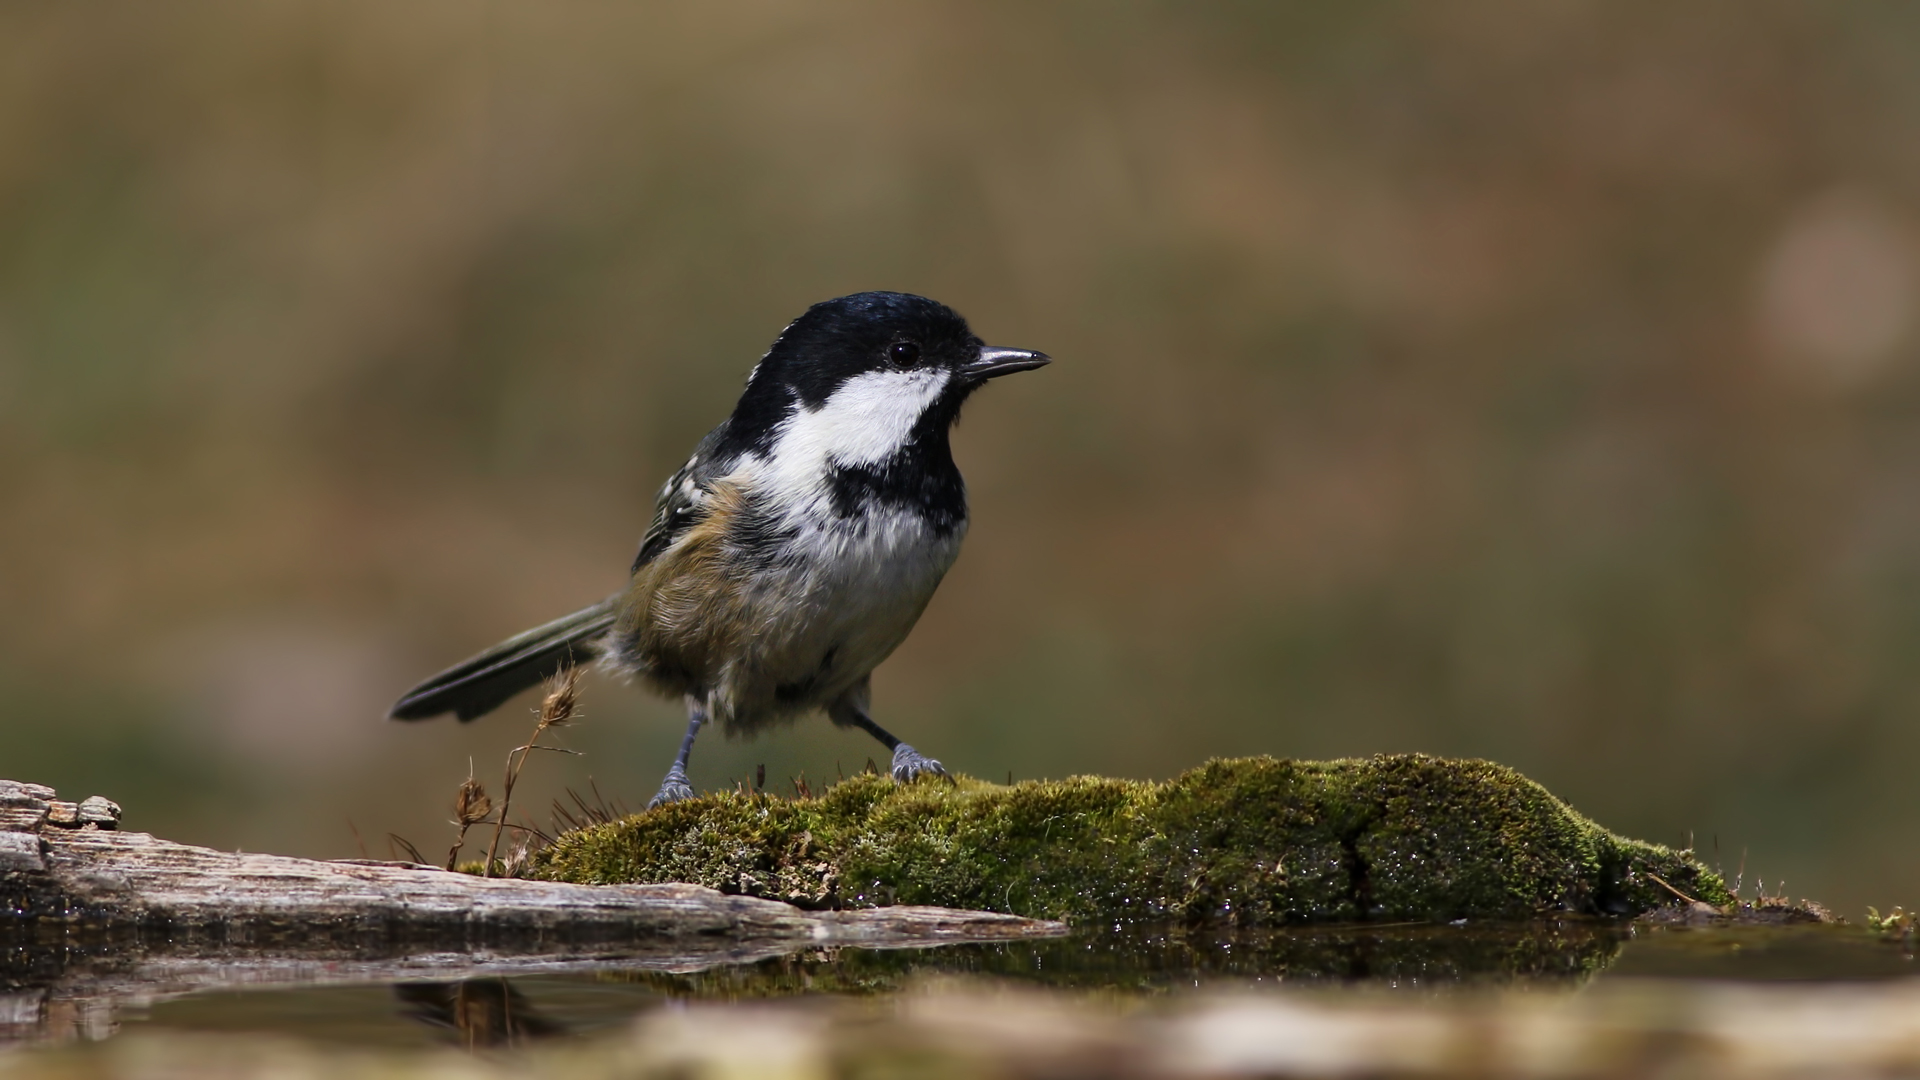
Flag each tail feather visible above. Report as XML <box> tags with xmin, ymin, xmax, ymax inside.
<box><xmin>389</xmin><ymin>598</ymin><xmax>619</xmax><ymax>722</ymax></box>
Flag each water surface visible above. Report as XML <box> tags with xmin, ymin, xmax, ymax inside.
<box><xmin>34</xmin><ymin>919</ymin><xmax>1905</xmax><ymax>1050</ymax></box>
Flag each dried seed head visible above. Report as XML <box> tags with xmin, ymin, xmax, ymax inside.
<box><xmin>454</xmin><ymin>778</ymin><xmax>492</xmax><ymax>826</ymax></box>
<box><xmin>538</xmin><ymin>667</ymin><xmax>581</xmax><ymax>730</ymax></box>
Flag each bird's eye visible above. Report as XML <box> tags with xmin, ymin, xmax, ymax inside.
<box><xmin>888</xmin><ymin>341</ymin><xmax>921</xmax><ymax>366</ymax></box>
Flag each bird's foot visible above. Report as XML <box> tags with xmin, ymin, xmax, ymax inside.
<box><xmin>647</xmin><ymin>764</ymin><xmax>695</xmax><ymax>809</ymax></box>
<box><xmin>890</xmin><ymin>744</ymin><xmax>950</xmax><ymax>784</ymax></box>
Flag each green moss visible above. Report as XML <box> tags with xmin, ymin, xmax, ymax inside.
<box><xmin>529</xmin><ymin>755</ymin><xmax>1731</xmax><ymax>925</ymax></box>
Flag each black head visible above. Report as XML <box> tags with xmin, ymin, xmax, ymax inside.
<box><xmin>726</xmin><ymin>292</ymin><xmax>1049</xmax><ymax>442</ymax></box>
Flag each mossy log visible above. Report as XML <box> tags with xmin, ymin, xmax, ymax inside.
<box><xmin>532</xmin><ymin>755</ymin><xmax>1731</xmax><ymax>924</ymax></box>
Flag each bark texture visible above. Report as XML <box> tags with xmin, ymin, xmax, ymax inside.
<box><xmin>0</xmin><ymin>776</ymin><xmax>1063</xmax><ymax>1042</ymax></box>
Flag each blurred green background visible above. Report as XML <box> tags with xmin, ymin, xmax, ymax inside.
<box><xmin>1</xmin><ymin>2</ymin><xmax>1915</xmax><ymax>917</ymax></box>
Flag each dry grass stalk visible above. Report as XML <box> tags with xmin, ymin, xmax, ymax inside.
<box><xmin>549</xmin><ymin>779</ymin><xmax>629</xmax><ymax>835</ymax></box>
<box><xmin>484</xmin><ymin>666</ymin><xmax>582</xmax><ymax>877</ymax></box>
<box><xmin>1645</xmin><ymin>870</ymin><xmax>1705</xmax><ymax>907</ymax></box>
<box><xmin>387</xmin><ymin>833</ymin><xmax>427</xmax><ymax>864</ymax></box>
<box><xmin>445</xmin><ymin>773</ymin><xmax>493</xmax><ymax>870</ymax></box>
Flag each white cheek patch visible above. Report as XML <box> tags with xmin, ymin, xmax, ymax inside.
<box><xmin>806</xmin><ymin>368</ymin><xmax>950</xmax><ymax>466</ymax></box>
<box><xmin>726</xmin><ymin>368</ymin><xmax>951</xmax><ymax>520</ymax></box>
<box><xmin>771</xmin><ymin>368</ymin><xmax>950</xmax><ymax>473</ymax></box>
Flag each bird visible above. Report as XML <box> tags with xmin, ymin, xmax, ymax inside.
<box><xmin>388</xmin><ymin>291</ymin><xmax>1051</xmax><ymax>808</ymax></box>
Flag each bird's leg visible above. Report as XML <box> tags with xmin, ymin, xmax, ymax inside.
<box><xmin>647</xmin><ymin>693</ymin><xmax>707</xmax><ymax>809</ymax></box>
<box><xmin>826</xmin><ymin>679</ymin><xmax>949</xmax><ymax>784</ymax></box>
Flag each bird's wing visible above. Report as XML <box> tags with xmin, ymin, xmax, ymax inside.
<box><xmin>630</xmin><ymin>420</ymin><xmax>736</xmax><ymax>573</ymax></box>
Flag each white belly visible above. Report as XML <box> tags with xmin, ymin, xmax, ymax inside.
<box><xmin>715</xmin><ymin>508</ymin><xmax>965</xmax><ymax>729</ymax></box>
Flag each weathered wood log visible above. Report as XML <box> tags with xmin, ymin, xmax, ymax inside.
<box><xmin>0</xmin><ymin>777</ymin><xmax>1060</xmax><ymax>976</ymax></box>
<box><xmin>1</xmin><ymin>775</ymin><xmax>1064</xmax><ymax>1042</ymax></box>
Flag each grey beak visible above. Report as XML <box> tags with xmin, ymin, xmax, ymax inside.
<box><xmin>964</xmin><ymin>346</ymin><xmax>1052</xmax><ymax>381</ymax></box>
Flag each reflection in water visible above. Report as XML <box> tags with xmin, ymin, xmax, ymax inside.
<box><xmin>392</xmin><ymin>979</ymin><xmax>568</xmax><ymax>1048</ymax></box>
<box><xmin>368</xmin><ymin>922</ymin><xmax>1622</xmax><ymax>1051</ymax></box>
<box><xmin>11</xmin><ymin>919</ymin><xmax>1913</xmax><ymax>1049</ymax></box>
<box><xmin>2</xmin><ymin>920</ymin><xmax>1627</xmax><ymax>1047</ymax></box>
<box><xmin>367</xmin><ymin>919</ymin><xmax>1628</xmax><ymax>1040</ymax></box>
<box><xmin>621</xmin><ymin>919</ymin><xmax>1628</xmax><ymax>998</ymax></box>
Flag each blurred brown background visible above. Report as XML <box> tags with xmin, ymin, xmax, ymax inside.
<box><xmin>1</xmin><ymin>1</ymin><xmax>1915</xmax><ymax>917</ymax></box>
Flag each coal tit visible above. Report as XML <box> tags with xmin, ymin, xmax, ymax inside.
<box><xmin>389</xmin><ymin>292</ymin><xmax>1051</xmax><ymax>807</ymax></box>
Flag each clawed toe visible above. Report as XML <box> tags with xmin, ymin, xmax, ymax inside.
<box><xmin>648</xmin><ymin>782</ymin><xmax>694</xmax><ymax>809</ymax></box>
<box><xmin>647</xmin><ymin>766</ymin><xmax>696</xmax><ymax>809</ymax></box>
<box><xmin>890</xmin><ymin>744</ymin><xmax>951</xmax><ymax>784</ymax></box>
